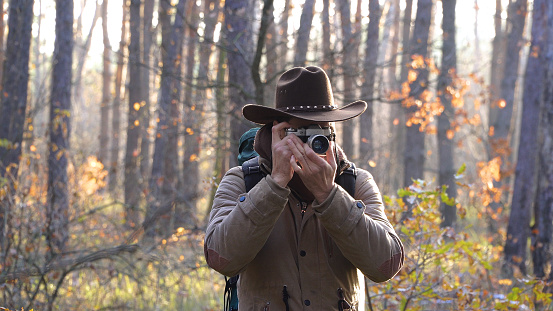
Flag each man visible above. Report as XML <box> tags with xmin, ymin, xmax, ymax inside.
<box><xmin>205</xmin><ymin>66</ymin><xmax>404</xmax><ymax>310</ymax></box>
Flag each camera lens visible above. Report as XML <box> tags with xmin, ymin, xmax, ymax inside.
<box><xmin>307</xmin><ymin>135</ymin><xmax>329</xmax><ymax>154</ymax></box>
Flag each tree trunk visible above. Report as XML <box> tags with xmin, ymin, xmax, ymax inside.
<box><xmin>473</xmin><ymin>0</ymin><xmax>481</xmax><ymax>72</ymax></box>
<box><xmin>403</xmin><ymin>0</ymin><xmax>432</xmax><ymax>188</ymax></box>
<box><xmin>489</xmin><ymin>0</ymin><xmax>505</xmax><ymax>120</ymax></box>
<box><xmin>139</xmin><ymin>0</ymin><xmax>155</xmax><ymax>182</ymax></box>
<box><xmin>224</xmin><ymin>0</ymin><xmax>256</xmax><ymax>168</ymax></box>
<box><xmin>359</xmin><ymin>0</ymin><xmax>381</xmax><ymax>168</ymax></box>
<box><xmin>337</xmin><ymin>0</ymin><xmax>358</xmax><ymax>158</ymax></box>
<box><xmin>109</xmin><ymin>0</ymin><xmax>127</xmax><ymax>194</ymax></box>
<box><xmin>504</xmin><ymin>0</ymin><xmax>547</xmax><ymax>276</ymax></box>
<box><xmin>99</xmin><ymin>0</ymin><xmax>111</xmax><ymax>166</ymax></box>
<box><xmin>279</xmin><ymin>0</ymin><xmax>291</xmax><ymax>65</ymax></box>
<box><xmin>488</xmin><ymin>0</ymin><xmax>528</xmax><ymax>238</ymax></box>
<box><xmin>399</xmin><ymin>0</ymin><xmax>414</xmax><ymax>86</ymax></box>
<box><xmin>493</xmin><ymin>0</ymin><xmax>527</xmax><ymax>147</ymax></box>
<box><xmin>265</xmin><ymin>0</ymin><xmax>278</xmax><ymax>107</ymax></box>
<box><xmin>73</xmin><ymin>1</ymin><xmax>100</xmax><ymax>110</ymax></box>
<box><xmin>539</xmin><ymin>4</ymin><xmax>553</xmax><ymax>282</ymax></box>
<box><xmin>293</xmin><ymin>0</ymin><xmax>315</xmax><ymax>67</ymax></box>
<box><xmin>208</xmin><ymin>48</ymin><xmax>229</xmax><ymax>220</ymax></box>
<box><xmin>437</xmin><ymin>0</ymin><xmax>457</xmax><ymax>228</ymax></box>
<box><xmin>0</xmin><ymin>0</ymin><xmax>34</xmax><ymax>250</ymax></box>
<box><xmin>389</xmin><ymin>0</ymin><xmax>412</xmax><ymax>191</ymax></box>
<box><xmin>0</xmin><ymin>0</ymin><xmax>5</xmax><ymax>86</ymax></box>
<box><xmin>181</xmin><ymin>0</ymin><xmax>200</xmax><ymax>228</ymax></box>
<box><xmin>387</xmin><ymin>0</ymin><xmax>400</xmax><ymax>90</ymax></box>
<box><xmin>252</xmin><ymin>0</ymin><xmax>274</xmax><ymax>106</ymax></box>
<box><xmin>321</xmin><ymin>0</ymin><xmax>331</xmax><ymax>71</ymax></box>
<box><xmin>124</xmin><ymin>0</ymin><xmax>142</xmax><ymax>228</ymax></box>
<box><xmin>0</xmin><ymin>0</ymin><xmax>34</xmax><ymax>177</ymax></box>
<box><xmin>146</xmin><ymin>0</ymin><xmax>187</xmax><ymax>237</ymax></box>
<box><xmin>47</xmin><ymin>0</ymin><xmax>73</xmax><ymax>256</ymax></box>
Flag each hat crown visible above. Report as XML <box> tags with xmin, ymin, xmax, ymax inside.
<box><xmin>275</xmin><ymin>66</ymin><xmax>334</xmax><ymax>112</ymax></box>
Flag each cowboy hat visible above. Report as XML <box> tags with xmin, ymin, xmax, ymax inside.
<box><xmin>242</xmin><ymin>66</ymin><xmax>367</xmax><ymax>124</ymax></box>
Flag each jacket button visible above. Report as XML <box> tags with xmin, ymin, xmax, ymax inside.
<box><xmin>356</xmin><ymin>201</ymin><xmax>364</xmax><ymax>208</ymax></box>
<box><xmin>239</xmin><ymin>196</ymin><xmax>246</xmax><ymax>202</ymax></box>
<box><xmin>299</xmin><ymin>250</ymin><xmax>306</xmax><ymax>257</ymax></box>
<box><xmin>304</xmin><ymin>299</ymin><xmax>311</xmax><ymax>306</ymax></box>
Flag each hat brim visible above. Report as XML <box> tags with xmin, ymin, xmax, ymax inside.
<box><xmin>243</xmin><ymin>100</ymin><xmax>367</xmax><ymax>124</ymax></box>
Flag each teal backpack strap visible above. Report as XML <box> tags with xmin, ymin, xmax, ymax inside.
<box><xmin>224</xmin><ymin>275</ymin><xmax>239</xmax><ymax>311</ymax></box>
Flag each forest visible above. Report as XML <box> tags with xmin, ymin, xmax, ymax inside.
<box><xmin>0</xmin><ymin>0</ymin><xmax>552</xmax><ymax>309</ymax></box>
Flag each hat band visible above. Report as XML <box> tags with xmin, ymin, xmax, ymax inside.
<box><xmin>279</xmin><ymin>105</ymin><xmax>337</xmax><ymax>112</ymax></box>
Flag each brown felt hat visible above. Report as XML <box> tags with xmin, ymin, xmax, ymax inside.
<box><xmin>243</xmin><ymin>66</ymin><xmax>367</xmax><ymax>124</ymax></box>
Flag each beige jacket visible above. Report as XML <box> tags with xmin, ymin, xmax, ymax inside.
<box><xmin>204</xmin><ymin>158</ymin><xmax>404</xmax><ymax>310</ymax></box>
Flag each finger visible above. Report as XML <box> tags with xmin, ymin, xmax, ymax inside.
<box><xmin>304</xmin><ymin>143</ymin><xmax>328</xmax><ymax>166</ymax></box>
<box><xmin>290</xmin><ymin>155</ymin><xmax>302</xmax><ymax>173</ymax></box>
<box><xmin>325</xmin><ymin>141</ymin><xmax>338</xmax><ymax>170</ymax></box>
<box><xmin>271</xmin><ymin>121</ymin><xmax>290</xmax><ymax>145</ymax></box>
<box><xmin>287</xmin><ymin>138</ymin><xmax>308</xmax><ymax>164</ymax></box>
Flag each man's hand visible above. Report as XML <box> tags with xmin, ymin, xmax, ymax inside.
<box><xmin>287</xmin><ymin>136</ymin><xmax>337</xmax><ymax>203</ymax></box>
<box><xmin>270</xmin><ymin>121</ymin><xmax>295</xmax><ymax>188</ymax></box>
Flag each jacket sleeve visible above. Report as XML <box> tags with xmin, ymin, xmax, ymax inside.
<box><xmin>313</xmin><ymin>168</ymin><xmax>404</xmax><ymax>283</ymax></box>
<box><xmin>204</xmin><ymin>166</ymin><xmax>291</xmax><ymax>276</ymax></box>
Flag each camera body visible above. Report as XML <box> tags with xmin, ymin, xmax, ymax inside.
<box><xmin>285</xmin><ymin>125</ymin><xmax>335</xmax><ymax>154</ymax></box>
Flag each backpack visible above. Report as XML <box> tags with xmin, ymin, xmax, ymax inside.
<box><xmin>223</xmin><ymin>156</ymin><xmax>357</xmax><ymax>311</ymax></box>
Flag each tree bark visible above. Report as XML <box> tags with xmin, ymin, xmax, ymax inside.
<box><xmin>265</xmin><ymin>1</ymin><xmax>278</xmax><ymax>106</ymax></box>
<box><xmin>208</xmin><ymin>47</ymin><xmax>229</xmax><ymax>219</ymax></box>
<box><xmin>279</xmin><ymin>0</ymin><xmax>291</xmax><ymax>66</ymax></box>
<box><xmin>504</xmin><ymin>0</ymin><xmax>547</xmax><ymax>276</ymax></box>
<box><xmin>386</xmin><ymin>0</ymin><xmax>400</xmax><ymax>90</ymax></box>
<box><xmin>99</xmin><ymin>0</ymin><xmax>111</xmax><ymax>166</ymax></box>
<box><xmin>224</xmin><ymin>0</ymin><xmax>256</xmax><ymax>168</ymax></box>
<box><xmin>47</xmin><ymin>0</ymin><xmax>73</xmax><ymax>256</ymax></box>
<box><xmin>359</xmin><ymin>0</ymin><xmax>381</xmax><ymax>168</ymax></box>
<box><xmin>321</xmin><ymin>0</ymin><xmax>331</xmax><ymax>72</ymax></box>
<box><xmin>488</xmin><ymin>0</ymin><xmax>528</xmax><ymax>238</ymax></box>
<box><xmin>493</xmin><ymin>0</ymin><xmax>527</xmax><ymax>145</ymax></box>
<box><xmin>73</xmin><ymin>1</ymin><xmax>100</xmax><ymax>109</ymax></box>
<box><xmin>489</xmin><ymin>0</ymin><xmax>505</xmax><ymax>122</ymax></box>
<box><xmin>0</xmin><ymin>0</ymin><xmax>5</xmax><ymax>86</ymax></box>
<box><xmin>109</xmin><ymin>0</ymin><xmax>128</xmax><ymax>194</ymax></box>
<box><xmin>538</xmin><ymin>3</ymin><xmax>553</xmax><ymax>282</ymax></box>
<box><xmin>181</xmin><ymin>0</ymin><xmax>200</xmax><ymax>228</ymax></box>
<box><xmin>0</xmin><ymin>0</ymin><xmax>34</xmax><ymax>178</ymax></box>
<box><xmin>139</xmin><ymin>0</ymin><xmax>155</xmax><ymax>182</ymax></box>
<box><xmin>124</xmin><ymin>0</ymin><xmax>142</xmax><ymax>227</ymax></box>
<box><xmin>437</xmin><ymin>0</ymin><xmax>457</xmax><ymax>227</ymax></box>
<box><xmin>146</xmin><ymin>0</ymin><xmax>187</xmax><ymax>237</ymax></box>
<box><xmin>252</xmin><ymin>0</ymin><xmax>274</xmax><ymax>106</ymax></box>
<box><xmin>294</xmin><ymin>0</ymin><xmax>315</xmax><ymax>67</ymax></box>
<box><xmin>402</xmin><ymin>0</ymin><xmax>432</xmax><ymax>188</ymax></box>
<box><xmin>337</xmin><ymin>0</ymin><xmax>358</xmax><ymax>158</ymax></box>
<box><xmin>389</xmin><ymin>0</ymin><xmax>412</xmax><ymax>191</ymax></box>
<box><xmin>0</xmin><ymin>0</ymin><xmax>34</xmax><ymax>251</ymax></box>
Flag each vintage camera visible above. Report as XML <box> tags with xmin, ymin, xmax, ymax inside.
<box><xmin>285</xmin><ymin>125</ymin><xmax>335</xmax><ymax>154</ymax></box>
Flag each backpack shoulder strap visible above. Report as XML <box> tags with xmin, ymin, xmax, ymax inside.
<box><xmin>242</xmin><ymin>156</ymin><xmax>265</xmax><ymax>192</ymax></box>
<box><xmin>335</xmin><ymin>161</ymin><xmax>357</xmax><ymax>197</ymax></box>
